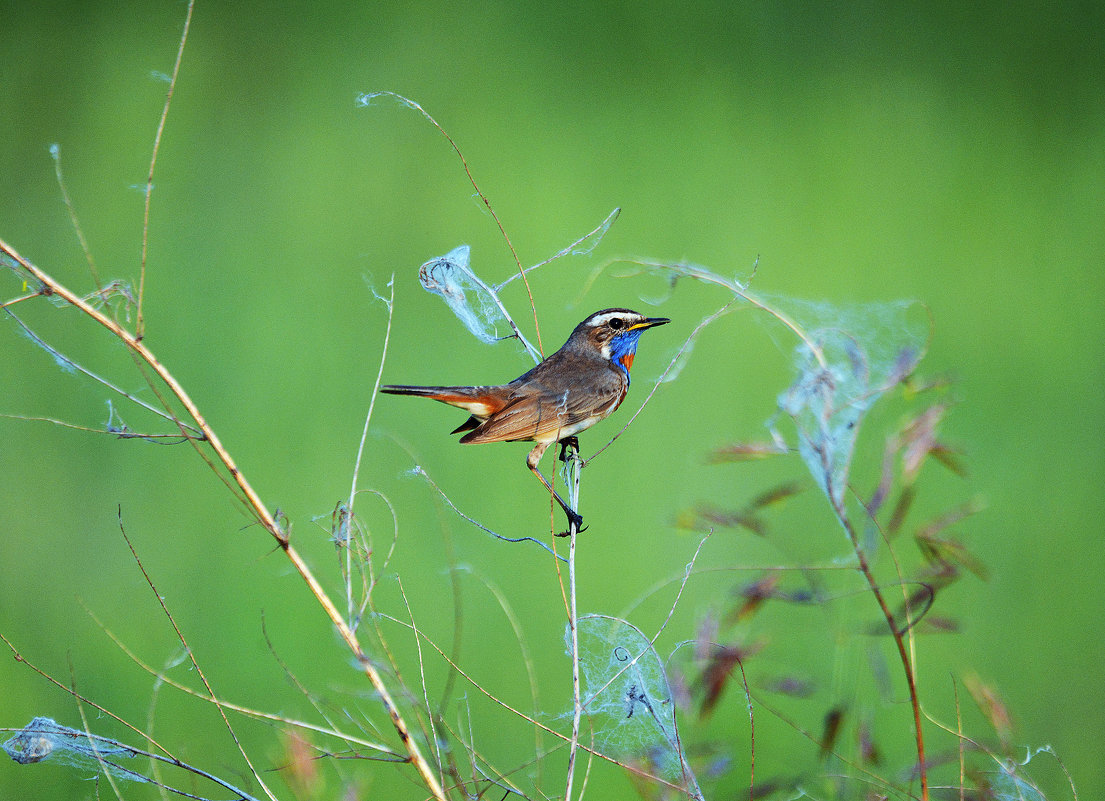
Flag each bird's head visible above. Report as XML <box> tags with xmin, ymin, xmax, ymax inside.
<box><xmin>571</xmin><ymin>308</ymin><xmax>670</xmax><ymax>380</ymax></box>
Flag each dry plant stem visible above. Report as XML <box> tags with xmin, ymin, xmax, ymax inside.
<box><xmin>1</xmin><ymin>639</ymin><xmax>265</xmax><ymax>799</ymax></box>
<box><xmin>0</xmin><ymin>238</ymin><xmax>449</xmax><ymax>801</ymax></box>
<box><xmin>69</xmin><ymin>671</ymin><xmax>127</xmax><ymax>800</ymax></box>
<box><xmin>735</xmin><ymin>655</ymin><xmax>755</xmax><ymax>801</ymax></box>
<box><xmin>89</xmin><ymin>604</ymin><xmax>398</xmax><ymax>757</ymax></box>
<box><xmin>587</xmin><ymin>299</ymin><xmax>734</xmax><ymax>467</ymax></box>
<box><xmin>834</xmin><ymin>498</ymin><xmax>928</xmax><ymax>801</ymax></box>
<box><xmin>0</xmin><ymin>290</ymin><xmax>39</xmax><ymax>309</ymax></box>
<box><xmin>363</xmin><ymin>91</ymin><xmax>544</xmax><ymax>357</ymax></box>
<box><xmin>395</xmin><ymin>578</ymin><xmax>448</xmax><ymax>793</ymax></box>
<box><xmin>346</xmin><ymin>277</ymin><xmax>395</xmax><ymax>624</ymax></box>
<box><xmin>118</xmin><ymin>516</ymin><xmax>278</xmax><ymax>800</ymax></box>
<box><xmin>137</xmin><ymin>0</ymin><xmax>193</xmax><ymax>339</ymax></box>
<box><xmin>494</xmin><ymin>207</ymin><xmax>621</xmax><ymax>292</ymax></box>
<box><xmin>562</xmin><ymin>447</ymin><xmax>583</xmax><ymax>801</ymax></box>
<box><xmin>953</xmin><ymin>679</ymin><xmax>966</xmax><ymax>801</ymax></box>
<box><xmin>6</xmin><ymin>311</ymin><xmax>201</xmax><ymax>436</ymax></box>
<box><xmin>51</xmin><ymin>146</ymin><xmax>101</xmax><ymax>290</ymax></box>
<box><xmin>0</xmin><ymin>632</ymin><xmax>172</xmax><ymax>759</ymax></box>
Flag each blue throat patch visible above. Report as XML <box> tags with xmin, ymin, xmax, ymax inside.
<box><xmin>608</xmin><ymin>330</ymin><xmax>644</xmax><ymax>383</ymax></box>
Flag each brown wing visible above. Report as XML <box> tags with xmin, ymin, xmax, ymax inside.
<box><xmin>459</xmin><ymin>382</ymin><xmax>626</xmax><ymax>445</ymax></box>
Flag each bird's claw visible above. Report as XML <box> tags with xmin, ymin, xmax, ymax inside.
<box><xmin>556</xmin><ymin>509</ymin><xmax>586</xmax><ymax>536</ymax></box>
<box><xmin>558</xmin><ymin>436</ymin><xmax>581</xmax><ymax>463</ymax></box>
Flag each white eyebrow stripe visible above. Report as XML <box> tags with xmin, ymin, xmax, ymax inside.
<box><xmin>587</xmin><ymin>311</ymin><xmax>637</xmax><ymax>327</ymax></box>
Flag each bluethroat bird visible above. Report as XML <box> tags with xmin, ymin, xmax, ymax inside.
<box><xmin>382</xmin><ymin>308</ymin><xmax>670</xmax><ymax>533</ymax></box>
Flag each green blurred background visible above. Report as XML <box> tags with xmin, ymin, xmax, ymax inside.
<box><xmin>2</xmin><ymin>1</ymin><xmax>1102</xmax><ymax>799</ymax></box>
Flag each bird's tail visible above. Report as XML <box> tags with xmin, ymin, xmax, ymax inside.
<box><xmin>380</xmin><ymin>384</ymin><xmax>472</xmax><ymax>398</ymax></box>
<box><xmin>380</xmin><ymin>384</ymin><xmax>505</xmax><ymax>418</ymax></box>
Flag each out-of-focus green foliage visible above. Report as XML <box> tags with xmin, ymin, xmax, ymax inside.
<box><xmin>2</xmin><ymin>2</ymin><xmax>1102</xmax><ymax>799</ymax></box>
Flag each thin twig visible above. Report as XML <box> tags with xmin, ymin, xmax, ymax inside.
<box><xmin>587</xmin><ymin>298</ymin><xmax>735</xmax><ymax>465</ymax></box>
<box><xmin>69</xmin><ymin>668</ymin><xmax>127</xmax><ymax>801</ymax></box>
<box><xmin>430</xmin><ymin>704</ymin><xmax>530</xmax><ymax>799</ymax></box>
<box><xmin>50</xmin><ymin>144</ymin><xmax>102</xmax><ymax>290</ymax></box>
<box><xmin>832</xmin><ymin>499</ymin><xmax>929</xmax><ymax>801</ymax></box>
<box><xmin>395</xmin><ymin>578</ymin><xmax>447</xmax><ymax>793</ymax></box>
<box><xmin>5</xmin><ymin>309</ymin><xmax>202</xmax><ymax>436</ymax></box>
<box><xmin>356</xmin><ymin>91</ymin><xmax>545</xmax><ymax>356</ymax></box>
<box><xmin>0</xmin><ymin>290</ymin><xmax>40</xmax><ymax>310</ymax></box>
<box><xmin>459</xmin><ymin>565</ymin><xmax>545</xmax><ymax>786</ymax></box>
<box><xmin>137</xmin><ymin>0</ymin><xmax>193</xmax><ymax>339</ymax></box>
<box><xmin>348</xmin><ymin>276</ymin><xmax>395</xmax><ymax>511</ymax></box>
<box><xmin>116</xmin><ymin>509</ymin><xmax>279</xmax><ymax>801</ymax></box>
<box><xmin>735</xmin><ymin>654</ymin><xmax>755</xmax><ymax>801</ymax></box>
<box><xmin>344</xmin><ymin>276</ymin><xmax>396</xmax><ymax>622</ymax></box>
<box><xmin>0</xmin><ymin>632</ymin><xmax>177</xmax><ymax>758</ymax></box>
<box><xmin>494</xmin><ymin>207</ymin><xmax>621</xmax><ymax>291</ymax></box>
<box><xmin>84</xmin><ymin>599</ymin><xmax>403</xmax><ymax>761</ymax></box>
<box><xmin>0</xmin><ymin>413</ymin><xmax>187</xmax><ymax>441</ymax></box>
<box><xmin>589</xmin><ymin>258</ymin><xmax>831</xmax><ymax>371</ymax></box>
<box><xmin>413</xmin><ymin>465</ymin><xmax>567</xmax><ymax>561</ymax></box>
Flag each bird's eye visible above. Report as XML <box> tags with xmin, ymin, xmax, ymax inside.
<box><xmin>608</xmin><ymin>317</ymin><xmax>624</xmax><ymax>330</ymax></box>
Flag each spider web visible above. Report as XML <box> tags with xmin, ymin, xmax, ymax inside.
<box><xmin>3</xmin><ymin>717</ymin><xmax>147</xmax><ymax>783</ymax></box>
<box><xmin>769</xmin><ymin>297</ymin><xmax>928</xmax><ymax>507</ymax></box>
<box><xmin>417</xmin><ymin>245</ymin><xmax>507</xmax><ymax>344</ymax></box>
<box><xmin>572</xmin><ymin>615</ymin><xmax>702</xmax><ymax>799</ymax></box>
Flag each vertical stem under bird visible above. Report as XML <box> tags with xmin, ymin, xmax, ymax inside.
<box><xmin>563</xmin><ymin>443</ymin><xmax>583</xmax><ymax>800</ymax></box>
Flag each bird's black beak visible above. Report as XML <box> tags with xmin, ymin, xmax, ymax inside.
<box><xmin>628</xmin><ymin>316</ymin><xmax>671</xmax><ymax>331</ymax></box>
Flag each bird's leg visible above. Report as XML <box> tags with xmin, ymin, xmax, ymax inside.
<box><xmin>530</xmin><ymin>465</ymin><xmax>584</xmax><ymax>534</ymax></box>
<box><xmin>527</xmin><ymin>442</ymin><xmax>585</xmax><ymax>535</ymax></box>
